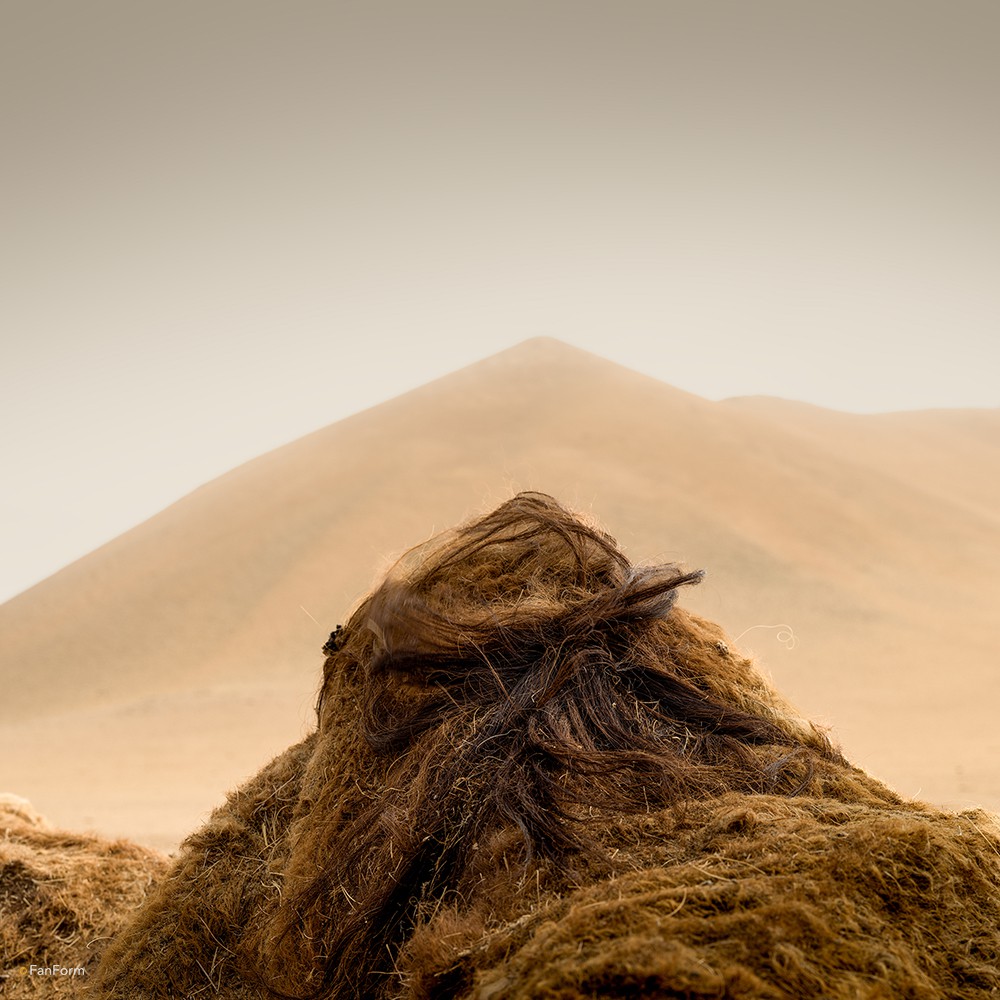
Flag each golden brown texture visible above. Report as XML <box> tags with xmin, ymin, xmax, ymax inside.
<box><xmin>0</xmin><ymin>797</ymin><xmax>166</xmax><ymax>998</ymax></box>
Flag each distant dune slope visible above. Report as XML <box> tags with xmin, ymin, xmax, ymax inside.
<box><xmin>1</xmin><ymin>338</ymin><xmax>997</xmax><ymax>846</ymax></box>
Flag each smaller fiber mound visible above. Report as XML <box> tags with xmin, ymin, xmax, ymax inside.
<box><xmin>0</xmin><ymin>797</ymin><xmax>167</xmax><ymax>998</ymax></box>
<box><xmin>405</xmin><ymin>794</ymin><xmax>1000</xmax><ymax>1000</ymax></box>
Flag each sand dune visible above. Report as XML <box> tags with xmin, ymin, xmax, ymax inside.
<box><xmin>1</xmin><ymin>337</ymin><xmax>997</xmax><ymax>849</ymax></box>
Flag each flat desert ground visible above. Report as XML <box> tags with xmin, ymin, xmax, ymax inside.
<box><xmin>2</xmin><ymin>339</ymin><xmax>998</xmax><ymax>851</ymax></box>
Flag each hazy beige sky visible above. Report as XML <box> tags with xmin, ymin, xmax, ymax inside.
<box><xmin>2</xmin><ymin>1</ymin><xmax>998</xmax><ymax>602</ymax></box>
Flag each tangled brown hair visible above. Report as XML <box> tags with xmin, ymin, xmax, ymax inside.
<box><xmin>94</xmin><ymin>492</ymin><xmax>1000</xmax><ymax>1000</ymax></box>
<box><xmin>258</xmin><ymin>492</ymin><xmax>847</xmax><ymax>998</ymax></box>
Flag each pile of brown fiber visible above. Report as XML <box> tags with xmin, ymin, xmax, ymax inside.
<box><xmin>0</xmin><ymin>795</ymin><xmax>166</xmax><ymax>998</ymax></box>
<box><xmin>86</xmin><ymin>493</ymin><xmax>998</xmax><ymax>998</ymax></box>
<box><xmin>435</xmin><ymin>794</ymin><xmax>1000</xmax><ymax>999</ymax></box>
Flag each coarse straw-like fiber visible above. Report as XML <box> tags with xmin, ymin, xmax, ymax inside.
<box><xmin>0</xmin><ymin>796</ymin><xmax>166</xmax><ymax>997</ymax></box>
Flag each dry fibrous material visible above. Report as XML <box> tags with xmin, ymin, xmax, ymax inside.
<box><xmin>436</xmin><ymin>795</ymin><xmax>1000</xmax><ymax>999</ymax></box>
<box><xmin>10</xmin><ymin>494</ymin><xmax>1000</xmax><ymax>997</ymax></box>
<box><xmin>0</xmin><ymin>797</ymin><xmax>166</xmax><ymax>998</ymax></box>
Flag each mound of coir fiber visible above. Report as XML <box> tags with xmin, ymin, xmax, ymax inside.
<box><xmin>92</xmin><ymin>493</ymin><xmax>1000</xmax><ymax>998</ymax></box>
<box><xmin>0</xmin><ymin>795</ymin><xmax>166</xmax><ymax>998</ymax></box>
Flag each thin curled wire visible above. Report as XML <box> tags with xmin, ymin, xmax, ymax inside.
<box><xmin>732</xmin><ymin>623</ymin><xmax>797</xmax><ymax>650</ymax></box>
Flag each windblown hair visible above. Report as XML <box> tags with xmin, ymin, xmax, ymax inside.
<box><xmin>94</xmin><ymin>493</ymin><xmax>1000</xmax><ymax>1000</ymax></box>
<box><xmin>259</xmin><ymin>493</ymin><xmax>848</xmax><ymax>997</ymax></box>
